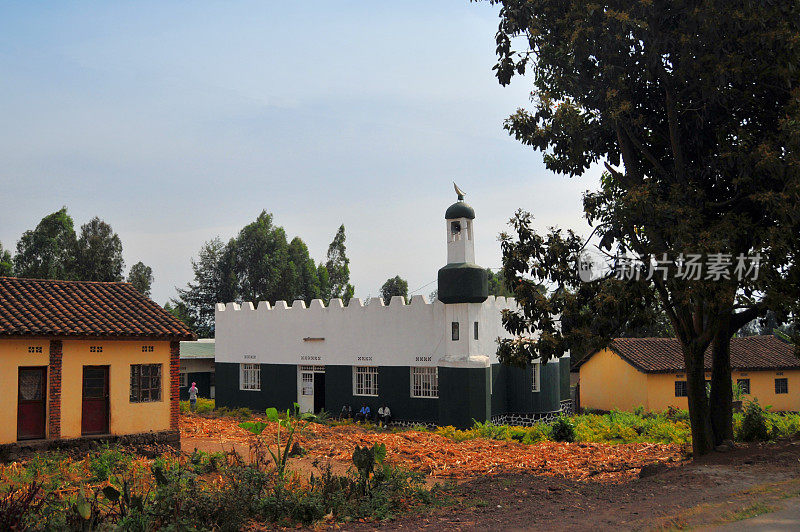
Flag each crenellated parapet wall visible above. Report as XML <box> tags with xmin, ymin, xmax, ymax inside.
<box><xmin>214</xmin><ymin>295</ymin><xmax>518</xmax><ymax>368</ymax></box>
<box><xmin>215</xmin><ymin>294</ymin><xmax>516</xmax><ymax>314</ymax></box>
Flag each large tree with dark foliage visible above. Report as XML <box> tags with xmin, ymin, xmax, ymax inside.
<box><xmin>74</xmin><ymin>217</ymin><xmax>125</xmax><ymax>282</ymax></box>
<box><xmin>175</xmin><ymin>213</ymin><xmax>354</xmax><ymax>337</ymax></box>
<box><xmin>488</xmin><ymin>0</ymin><xmax>800</xmax><ymax>455</ymax></box>
<box><xmin>324</xmin><ymin>224</ymin><xmax>355</xmax><ymax>303</ymax></box>
<box><xmin>127</xmin><ymin>261</ymin><xmax>154</xmax><ymax>297</ymax></box>
<box><xmin>380</xmin><ymin>275</ymin><xmax>408</xmax><ymax>305</ymax></box>
<box><xmin>14</xmin><ymin>207</ymin><xmax>77</xmax><ymax>280</ymax></box>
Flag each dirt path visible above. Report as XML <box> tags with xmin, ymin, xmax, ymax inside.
<box><xmin>343</xmin><ymin>440</ymin><xmax>800</xmax><ymax>531</ymax></box>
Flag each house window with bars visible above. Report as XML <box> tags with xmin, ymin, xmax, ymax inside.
<box><xmin>411</xmin><ymin>367</ymin><xmax>438</xmax><ymax>398</ymax></box>
<box><xmin>130</xmin><ymin>364</ymin><xmax>162</xmax><ymax>402</ymax></box>
<box><xmin>240</xmin><ymin>363</ymin><xmax>261</xmax><ymax>391</ymax></box>
<box><xmin>736</xmin><ymin>378</ymin><xmax>750</xmax><ymax>395</ymax></box>
<box><xmin>179</xmin><ymin>373</ymin><xmax>188</xmax><ymax>388</ymax></box>
<box><xmin>775</xmin><ymin>378</ymin><xmax>788</xmax><ymax>394</ymax></box>
<box><xmin>675</xmin><ymin>380</ymin><xmax>688</xmax><ymax>397</ymax></box>
<box><xmin>353</xmin><ymin>366</ymin><xmax>379</xmax><ymax>396</ymax></box>
<box><xmin>531</xmin><ymin>362</ymin><xmax>541</xmax><ymax>392</ymax></box>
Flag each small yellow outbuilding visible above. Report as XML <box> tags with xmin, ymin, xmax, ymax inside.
<box><xmin>0</xmin><ymin>277</ymin><xmax>195</xmax><ymax>446</ymax></box>
<box><xmin>576</xmin><ymin>336</ymin><xmax>799</xmax><ymax>412</ymax></box>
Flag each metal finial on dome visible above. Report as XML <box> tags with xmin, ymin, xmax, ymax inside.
<box><xmin>453</xmin><ymin>182</ymin><xmax>466</xmax><ymax>201</ymax></box>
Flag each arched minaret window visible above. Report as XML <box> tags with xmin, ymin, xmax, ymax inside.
<box><xmin>450</xmin><ymin>221</ymin><xmax>462</xmax><ymax>242</ymax></box>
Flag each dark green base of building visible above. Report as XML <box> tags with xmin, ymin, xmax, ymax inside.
<box><xmin>215</xmin><ymin>358</ymin><xmax>570</xmax><ymax>429</ymax></box>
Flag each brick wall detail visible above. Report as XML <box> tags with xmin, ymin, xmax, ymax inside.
<box><xmin>48</xmin><ymin>340</ymin><xmax>62</xmax><ymax>439</ymax></box>
<box><xmin>169</xmin><ymin>340</ymin><xmax>180</xmax><ymax>431</ymax></box>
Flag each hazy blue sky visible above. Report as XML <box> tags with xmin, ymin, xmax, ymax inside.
<box><xmin>0</xmin><ymin>1</ymin><xmax>600</xmax><ymax>305</ymax></box>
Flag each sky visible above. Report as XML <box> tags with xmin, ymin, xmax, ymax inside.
<box><xmin>0</xmin><ymin>1</ymin><xmax>600</xmax><ymax>305</ymax></box>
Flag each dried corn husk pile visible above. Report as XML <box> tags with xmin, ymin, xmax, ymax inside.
<box><xmin>180</xmin><ymin>415</ymin><xmax>684</xmax><ymax>482</ymax></box>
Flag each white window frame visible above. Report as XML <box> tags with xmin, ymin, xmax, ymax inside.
<box><xmin>410</xmin><ymin>367</ymin><xmax>439</xmax><ymax>398</ymax></box>
<box><xmin>353</xmin><ymin>366</ymin><xmax>379</xmax><ymax>396</ymax></box>
<box><xmin>531</xmin><ymin>362</ymin><xmax>541</xmax><ymax>392</ymax></box>
<box><xmin>179</xmin><ymin>373</ymin><xmax>188</xmax><ymax>388</ymax></box>
<box><xmin>240</xmin><ymin>363</ymin><xmax>261</xmax><ymax>391</ymax></box>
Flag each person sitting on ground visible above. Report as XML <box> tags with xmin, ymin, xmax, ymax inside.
<box><xmin>378</xmin><ymin>403</ymin><xmax>391</xmax><ymax>427</ymax></box>
<box><xmin>340</xmin><ymin>404</ymin><xmax>352</xmax><ymax>420</ymax></box>
<box><xmin>355</xmin><ymin>403</ymin><xmax>370</xmax><ymax>423</ymax></box>
<box><xmin>188</xmin><ymin>382</ymin><xmax>199</xmax><ymax>411</ymax></box>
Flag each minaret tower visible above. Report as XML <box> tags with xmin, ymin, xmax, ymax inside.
<box><xmin>437</xmin><ymin>183</ymin><xmax>488</xmax><ymax>304</ymax></box>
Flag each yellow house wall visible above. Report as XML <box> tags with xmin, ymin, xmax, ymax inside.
<box><xmin>0</xmin><ymin>339</ymin><xmax>51</xmax><ymax>444</ymax></box>
<box><xmin>593</xmin><ymin>365</ymin><xmax>800</xmax><ymax>413</ymax></box>
<box><xmin>737</xmin><ymin>369</ymin><xmax>800</xmax><ymax>411</ymax></box>
<box><xmin>579</xmin><ymin>348</ymin><xmax>649</xmax><ymax>411</ymax></box>
<box><xmin>60</xmin><ymin>340</ymin><xmax>172</xmax><ymax>439</ymax></box>
<box><xmin>646</xmin><ymin>373</ymin><xmax>689</xmax><ymax>411</ymax></box>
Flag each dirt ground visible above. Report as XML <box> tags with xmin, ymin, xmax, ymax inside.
<box><xmin>343</xmin><ymin>440</ymin><xmax>800</xmax><ymax>531</ymax></box>
<box><xmin>180</xmin><ymin>416</ymin><xmax>800</xmax><ymax>530</ymax></box>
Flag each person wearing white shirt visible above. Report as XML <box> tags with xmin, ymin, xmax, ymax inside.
<box><xmin>378</xmin><ymin>404</ymin><xmax>391</xmax><ymax>427</ymax></box>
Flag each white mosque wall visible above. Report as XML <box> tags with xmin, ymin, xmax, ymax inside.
<box><xmin>215</xmin><ymin>295</ymin><xmax>519</xmax><ymax>368</ymax></box>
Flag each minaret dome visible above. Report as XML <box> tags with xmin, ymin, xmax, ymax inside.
<box><xmin>437</xmin><ymin>183</ymin><xmax>488</xmax><ymax>304</ymax></box>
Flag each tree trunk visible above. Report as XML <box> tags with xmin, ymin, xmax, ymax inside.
<box><xmin>682</xmin><ymin>342</ymin><xmax>715</xmax><ymax>456</ymax></box>
<box><xmin>710</xmin><ymin>324</ymin><xmax>734</xmax><ymax>445</ymax></box>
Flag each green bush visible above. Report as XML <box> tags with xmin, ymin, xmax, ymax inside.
<box><xmin>180</xmin><ymin>397</ymin><xmax>216</xmax><ymax>414</ymax></box>
<box><xmin>551</xmin><ymin>416</ymin><xmax>576</xmax><ymax>442</ymax></box>
<box><xmin>738</xmin><ymin>400</ymin><xmax>770</xmax><ymax>441</ymax></box>
<box><xmin>88</xmin><ymin>445</ymin><xmax>133</xmax><ymax>481</ymax></box>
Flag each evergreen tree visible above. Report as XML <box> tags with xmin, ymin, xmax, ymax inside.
<box><xmin>232</xmin><ymin>211</ymin><xmax>291</xmax><ymax>304</ymax></box>
<box><xmin>127</xmin><ymin>261</ymin><xmax>154</xmax><ymax>297</ymax></box>
<box><xmin>288</xmin><ymin>237</ymin><xmax>321</xmax><ymax>304</ymax></box>
<box><xmin>73</xmin><ymin>217</ymin><xmax>124</xmax><ymax>282</ymax></box>
<box><xmin>176</xmin><ymin>238</ymin><xmax>235</xmax><ymax>337</ymax></box>
<box><xmin>380</xmin><ymin>276</ymin><xmax>408</xmax><ymax>305</ymax></box>
<box><xmin>164</xmin><ymin>299</ymin><xmax>198</xmax><ymax>334</ymax></box>
<box><xmin>325</xmin><ymin>225</ymin><xmax>355</xmax><ymax>303</ymax></box>
<box><xmin>0</xmin><ymin>242</ymin><xmax>13</xmax><ymax>277</ymax></box>
<box><xmin>14</xmin><ymin>207</ymin><xmax>77</xmax><ymax>280</ymax></box>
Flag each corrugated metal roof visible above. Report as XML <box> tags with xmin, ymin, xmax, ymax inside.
<box><xmin>180</xmin><ymin>339</ymin><xmax>215</xmax><ymax>359</ymax></box>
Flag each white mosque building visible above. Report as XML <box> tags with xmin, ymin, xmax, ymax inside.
<box><xmin>214</xmin><ymin>188</ymin><xmax>571</xmax><ymax>427</ymax></box>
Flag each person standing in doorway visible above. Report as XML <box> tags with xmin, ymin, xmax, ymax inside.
<box><xmin>189</xmin><ymin>382</ymin><xmax>198</xmax><ymax>412</ymax></box>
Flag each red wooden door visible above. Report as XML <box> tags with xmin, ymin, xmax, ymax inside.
<box><xmin>81</xmin><ymin>366</ymin><xmax>109</xmax><ymax>435</ymax></box>
<box><xmin>18</xmin><ymin>367</ymin><xmax>47</xmax><ymax>440</ymax></box>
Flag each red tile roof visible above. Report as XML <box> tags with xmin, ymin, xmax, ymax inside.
<box><xmin>579</xmin><ymin>336</ymin><xmax>799</xmax><ymax>373</ymax></box>
<box><xmin>0</xmin><ymin>277</ymin><xmax>195</xmax><ymax>340</ymax></box>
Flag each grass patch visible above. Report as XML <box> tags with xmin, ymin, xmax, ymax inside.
<box><xmin>417</xmin><ymin>406</ymin><xmax>800</xmax><ymax>446</ymax></box>
<box><xmin>724</xmin><ymin>502</ymin><xmax>776</xmax><ymax>522</ymax></box>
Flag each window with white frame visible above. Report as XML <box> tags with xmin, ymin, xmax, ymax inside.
<box><xmin>531</xmin><ymin>362</ymin><xmax>541</xmax><ymax>392</ymax></box>
<box><xmin>179</xmin><ymin>373</ymin><xmax>188</xmax><ymax>388</ymax></box>
<box><xmin>353</xmin><ymin>366</ymin><xmax>379</xmax><ymax>396</ymax></box>
<box><xmin>240</xmin><ymin>363</ymin><xmax>261</xmax><ymax>391</ymax></box>
<box><xmin>411</xmin><ymin>367</ymin><xmax>438</xmax><ymax>398</ymax></box>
